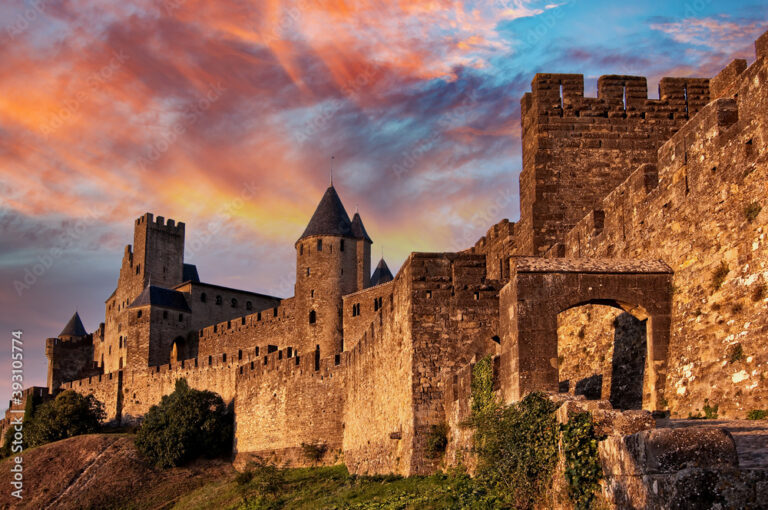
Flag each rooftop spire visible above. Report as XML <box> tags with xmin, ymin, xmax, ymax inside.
<box><xmin>330</xmin><ymin>155</ymin><xmax>334</xmax><ymax>186</ymax></box>
<box><xmin>298</xmin><ymin>185</ymin><xmax>353</xmax><ymax>242</ymax></box>
<box><xmin>370</xmin><ymin>258</ymin><xmax>393</xmax><ymax>286</ymax></box>
<box><xmin>60</xmin><ymin>311</ymin><xmax>87</xmax><ymax>338</ymax></box>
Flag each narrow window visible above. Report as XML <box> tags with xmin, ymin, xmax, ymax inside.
<box><xmin>474</xmin><ymin>292</ymin><xmax>479</xmax><ymax>300</ymax></box>
<box><xmin>231</xmin><ymin>298</ymin><xmax>238</xmax><ymax>308</ymax></box>
<box><xmin>241</xmin><ymin>317</ymin><xmax>246</xmax><ymax>325</ymax></box>
<box><xmin>178</xmin><ymin>313</ymin><xmax>183</xmax><ymax>321</ymax></box>
<box><xmin>119</xmin><ymin>358</ymin><xmax>123</xmax><ymax>369</ymax></box>
<box><xmin>622</xmin><ymin>84</ymin><xmax>627</xmax><ymax>110</ymax></box>
<box><xmin>254</xmin><ymin>346</ymin><xmax>260</xmax><ymax>356</ymax></box>
<box><xmin>201</xmin><ymin>292</ymin><xmax>207</xmax><ymax>303</ymax></box>
<box><xmin>317</xmin><ymin>239</ymin><xmax>322</xmax><ymax>251</ymax></box>
<box><xmin>109</xmin><ymin>346</ymin><xmax>112</xmax><ymax>355</ymax></box>
<box><xmin>306</xmin><ymin>267</ymin><xmax>310</xmax><ymax>277</ymax></box>
<box><xmin>340</xmin><ymin>239</ymin><xmax>345</xmax><ymax>251</ymax></box>
<box><xmin>426</xmin><ymin>290</ymin><xmax>432</xmax><ymax>299</ymax></box>
<box><xmin>309</xmin><ymin>310</ymin><xmax>317</xmax><ymax>324</ymax></box>
<box><xmin>257</xmin><ymin>312</ymin><xmax>262</xmax><ymax>321</ymax></box>
<box><xmin>163</xmin><ymin>310</ymin><xmax>168</xmax><ymax>319</ymax></box>
<box><xmin>208</xmin><ymin>355</ymin><xmax>212</xmax><ymax>366</ymax></box>
<box><xmin>300</xmin><ymin>244</ymin><xmax>304</xmax><ymax>255</ymax></box>
<box><xmin>314</xmin><ymin>345</ymin><xmax>320</xmax><ymax>371</ymax></box>
<box><xmin>559</xmin><ymin>82</ymin><xmax>563</xmax><ymax>109</ymax></box>
<box><xmin>216</xmin><ymin>295</ymin><xmax>222</xmax><ymax>305</ymax></box>
<box><xmin>135</xmin><ymin>264</ymin><xmax>140</xmax><ymax>275</ymax></box>
<box><xmin>374</xmin><ymin>298</ymin><xmax>379</xmax><ymax>311</ymax></box>
<box><xmin>273</xmin><ymin>308</ymin><xmax>278</xmax><ymax>317</ymax></box>
<box><xmin>310</xmin><ymin>290</ymin><xmax>315</xmax><ymax>298</ymax></box>
<box><xmin>137</xmin><ymin>310</ymin><xmax>142</xmax><ymax>318</ymax></box>
<box><xmin>223</xmin><ymin>353</ymin><xmax>227</xmax><ymax>363</ymax></box>
<box><xmin>246</xmin><ymin>301</ymin><xmax>252</xmax><ymax>311</ymax></box>
<box><xmin>238</xmin><ymin>349</ymin><xmax>243</xmax><ymax>360</ymax></box>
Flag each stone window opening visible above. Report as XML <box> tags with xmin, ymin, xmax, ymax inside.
<box><xmin>208</xmin><ymin>355</ymin><xmax>212</xmax><ymax>366</ymax></box>
<box><xmin>300</xmin><ymin>244</ymin><xmax>304</xmax><ymax>255</ymax></box>
<box><xmin>330</xmin><ymin>244</ymin><xmax>333</xmax><ymax>253</ymax></box>
<box><xmin>241</xmin><ymin>317</ymin><xmax>246</xmax><ymax>325</ymax></box>
<box><xmin>278</xmin><ymin>350</ymin><xmax>283</xmax><ymax>360</ymax></box>
<box><xmin>491</xmin><ymin>335</ymin><xmax>500</xmax><ymax>344</ymax></box>
<box><xmin>178</xmin><ymin>313</ymin><xmax>183</xmax><ymax>322</ymax></box>
<box><xmin>317</xmin><ymin>239</ymin><xmax>322</xmax><ymax>251</ymax></box>
<box><xmin>223</xmin><ymin>353</ymin><xmax>227</xmax><ymax>363</ymax></box>
<box><xmin>201</xmin><ymin>292</ymin><xmax>207</xmax><ymax>303</ymax></box>
<box><xmin>216</xmin><ymin>295</ymin><xmax>222</xmax><ymax>305</ymax></box>
<box><xmin>311</xmin><ymin>290</ymin><xmax>315</xmax><ymax>298</ymax></box>
<box><xmin>119</xmin><ymin>358</ymin><xmax>123</xmax><ymax>369</ymax></box>
<box><xmin>426</xmin><ymin>290</ymin><xmax>432</xmax><ymax>299</ymax></box>
<box><xmin>273</xmin><ymin>308</ymin><xmax>278</xmax><ymax>317</ymax></box>
<box><xmin>246</xmin><ymin>301</ymin><xmax>252</xmax><ymax>311</ymax></box>
<box><xmin>257</xmin><ymin>312</ymin><xmax>262</xmax><ymax>321</ymax></box>
<box><xmin>254</xmin><ymin>346</ymin><xmax>260</xmax><ymax>356</ymax></box>
<box><xmin>109</xmin><ymin>346</ymin><xmax>112</xmax><ymax>355</ymax></box>
<box><xmin>745</xmin><ymin>138</ymin><xmax>753</xmax><ymax>157</ymax></box>
<box><xmin>374</xmin><ymin>298</ymin><xmax>379</xmax><ymax>311</ymax></box>
<box><xmin>309</xmin><ymin>310</ymin><xmax>317</xmax><ymax>324</ymax></box>
<box><xmin>119</xmin><ymin>336</ymin><xmax>122</xmax><ymax>348</ymax></box>
<box><xmin>340</xmin><ymin>239</ymin><xmax>345</xmax><ymax>251</ymax></box>
<box><xmin>231</xmin><ymin>298</ymin><xmax>238</xmax><ymax>308</ymax></box>
<box><xmin>137</xmin><ymin>310</ymin><xmax>142</xmax><ymax>318</ymax></box>
<box><xmin>238</xmin><ymin>349</ymin><xmax>243</xmax><ymax>360</ymax></box>
<box><xmin>341</xmin><ymin>267</ymin><xmax>344</xmax><ymax>275</ymax></box>
<box><xmin>135</xmin><ymin>264</ymin><xmax>140</xmax><ymax>275</ymax></box>
<box><xmin>306</xmin><ymin>267</ymin><xmax>310</xmax><ymax>277</ymax></box>
<box><xmin>314</xmin><ymin>345</ymin><xmax>320</xmax><ymax>371</ymax></box>
<box><xmin>163</xmin><ymin>310</ymin><xmax>168</xmax><ymax>319</ymax></box>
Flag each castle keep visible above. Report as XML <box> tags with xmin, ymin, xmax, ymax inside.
<box><xmin>23</xmin><ymin>31</ymin><xmax>768</xmax><ymax>492</ymax></box>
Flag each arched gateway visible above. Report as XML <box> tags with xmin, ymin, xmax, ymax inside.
<box><xmin>499</xmin><ymin>258</ymin><xmax>673</xmax><ymax>411</ymax></box>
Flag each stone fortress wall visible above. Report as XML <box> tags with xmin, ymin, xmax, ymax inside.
<box><xmin>32</xmin><ymin>30</ymin><xmax>768</xmax><ymax>480</ymax></box>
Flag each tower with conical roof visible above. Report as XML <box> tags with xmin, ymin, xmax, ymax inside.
<box><xmin>294</xmin><ymin>185</ymin><xmax>371</xmax><ymax>357</ymax></box>
<box><xmin>351</xmin><ymin>211</ymin><xmax>373</xmax><ymax>291</ymax></box>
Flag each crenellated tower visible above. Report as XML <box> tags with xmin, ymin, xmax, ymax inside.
<box><xmin>517</xmin><ymin>74</ymin><xmax>710</xmax><ymax>257</ymax></box>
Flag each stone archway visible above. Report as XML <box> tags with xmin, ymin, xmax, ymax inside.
<box><xmin>499</xmin><ymin>258</ymin><xmax>673</xmax><ymax>411</ymax></box>
<box><xmin>170</xmin><ymin>336</ymin><xmax>186</xmax><ymax>363</ymax></box>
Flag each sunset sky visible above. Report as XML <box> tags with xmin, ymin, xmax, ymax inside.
<box><xmin>0</xmin><ymin>0</ymin><xmax>765</xmax><ymax>402</ymax></box>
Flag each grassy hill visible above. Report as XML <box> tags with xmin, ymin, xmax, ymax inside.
<box><xmin>0</xmin><ymin>434</ymin><xmax>494</xmax><ymax>509</ymax></box>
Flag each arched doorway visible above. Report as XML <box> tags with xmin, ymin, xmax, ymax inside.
<box><xmin>170</xmin><ymin>336</ymin><xmax>186</xmax><ymax>363</ymax></box>
<box><xmin>557</xmin><ymin>304</ymin><xmax>646</xmax><ymax>409</ymax></box>
<box><xmin>499</xmin><ymin>258</ymin><xmax>673</xmax><ymax>411</ymax></box>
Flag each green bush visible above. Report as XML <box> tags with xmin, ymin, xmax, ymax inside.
<box><xmin>134</xmin><ymin>379</ymin><xmax>232</xmax><ymax>468</ymax></box>
<box><xmin>468</xmin><ymin>356</ymin><xmax>558</xmax><ymax>509</ymax></box>
<box><xmin>300</xmin><ymin>441</ymin><xmax>328</xmax><ymax>463</ymax></box>
<box><xmin>23</xmin><ymin>390</ymin><xmax>104</xmax><ymax>448</ymax></box>
<box><xmin>747</xmin><ymin>409</ymin><xmax>768</xmax><ymax>420</ymax></box>
<box><xmin>425</xmin><ymin>422</ymin><xmax>449</xmax><ymax>458</ymax></box>
<box><xmin>561</xmin><ymin>412</ymin><xmax>605</xmax><ymax>510</ymax></box>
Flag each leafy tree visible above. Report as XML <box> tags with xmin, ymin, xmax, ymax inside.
<box><xmin>24</xmin><ymin>390</ymin><xmax>105</xmax><ymax>448</ymax></box>
<box><xmin>135</xmin><ymin>378</ymin><xmax>233</xmax><ymax>468</ymax></box>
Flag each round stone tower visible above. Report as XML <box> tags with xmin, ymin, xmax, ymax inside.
<box><xmin>294</xmin><ymin>185</ymin><xmax>370</xmax><ymax>358</ymax></box>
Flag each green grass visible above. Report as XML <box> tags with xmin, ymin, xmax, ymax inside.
<box><xmin>173</xmin><ymin>464</ymin><xmax>500</xmax><ymax>510</ymax></box>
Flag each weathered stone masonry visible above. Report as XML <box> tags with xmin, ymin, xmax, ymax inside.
<box><xmin>31</xmin><ymin>30</ymin><xmax>768</xmax><ymax>483</ymax></box>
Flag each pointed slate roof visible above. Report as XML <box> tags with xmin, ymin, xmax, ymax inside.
<box><xmin>60</xmin><ymin>312</ymin><xmax>87</xmax><ymax>337</ymax></box>
<box><xmin>370</xmin><ymin>258</ymin><xmax>394</xmax><ymax>286</ymax></box>
<box><xmin>298</xmin><ymin>186</ymin><xmax>353</xmax><ymax>241</ymax></box>
<box><xmin>182</xmin><ymin>263</ymin><xmax>200</xmax><ymax>283</ymax></box>
<box><xmin>350</xmin><ymin>212</ymin><xmax>373</xmax><ymax>243</ymax></box>
<box><xmin>128</xmin><ymin>285</ymin><xmax>191</xmax><ymax>312</ymax></box>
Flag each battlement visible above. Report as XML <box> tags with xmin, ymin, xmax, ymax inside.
<box><xmin>523</xmin><ymin>73</ymin><xmax>710</xmax><ymax>121</ymax></box>
<box><xmin>135</xmin><ymin>212</ymin><xmax>185</xmax><ymax>234</ymax></box>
